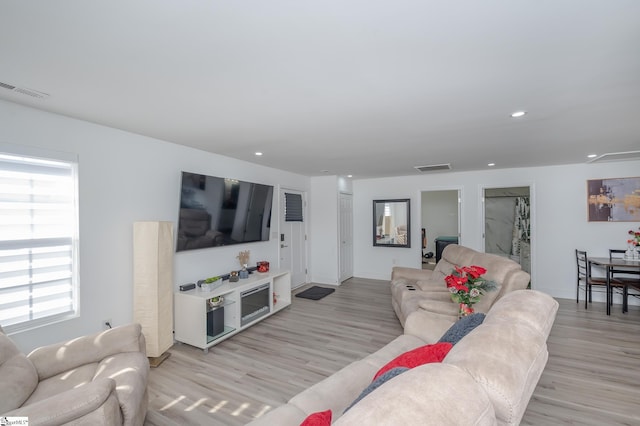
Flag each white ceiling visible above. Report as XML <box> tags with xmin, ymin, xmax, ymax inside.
<box><xmin>1</xmin><ymin>1</ymin><xmax>639</xmax><ymax>178</ymax></box>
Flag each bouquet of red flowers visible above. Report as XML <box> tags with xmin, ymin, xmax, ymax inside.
<box><xmin>628</xmin><ymin>227</ymin><xmax>640</xmax><ymax>246</ymax></box>
<box><xmin>445</xmin><ymin>265</ymin><xmax>497</xmax><ymax>315</ymax></box>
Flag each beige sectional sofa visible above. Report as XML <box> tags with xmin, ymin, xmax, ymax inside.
<box><xmin>0</xmin><ymin>323</ymin><xmax>149</xmax><ymax>426</ymax></box>
<box><xmin>247</xmin><ymin>289</ymin><xmax>558</xmax><ymax>425</ymax></box>
<box><xmin>392</xmin><ymin>244</ymin><xmax>531</xmax><ymax>336</ymax></box>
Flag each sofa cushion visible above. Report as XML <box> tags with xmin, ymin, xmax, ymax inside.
<box><xmin>432</xmin><ymin>244</ymin><xmax>476</xmax><ymax>276</ymax></box>
<box><xmin>289</xmin><ymin>360</ymin><xmax>379</xmax><ymax>417</ymax></box>
<box><xmin>484</xmin><ymin>289</ymin><xmax>558</xmax><ymax>338</ymax></box>
<box><xmin>373</xmin><ymin>342</ymin><xmax>452</xmax><ymax>380</ymax></box>
<box><xmin>417</xmin><ymin>299</ymin><xmax>458</xmax><ymax>315</ymax></box>
<box><xmin>300</xmin><ymin>409</ymin><xmax>331</xmax><ymax>426</ymax></box>
<box><xmin>403</xmin><ymin>309</ymin><xmax>458</xmax><ymax>344</ymax></box>
<box><xmin>334</xmin><ymin>363</ymin><xmax>497</xmax><ymax>426</ymax></box>
<box><xmin>344</xmin><ymin>367</ymin><xmax>409</xmax><ymax>413</ymax></box>
<box><xmin>443</xmin><ymin>321</ymin><xmax>549</xmax><ymax>425</ymax></box>
<box><xmin>362</xmin><ymin>334</ymin><xmax>426</xmax><ymax>369</ymax></box>
<box><xmin>24</xmin><ymin>362</ymin><xmax>99</xmax><ymax>406</ymax></box>
<box><xmin>415</xmin><ymin>279</ymin><xmax>449</xmax><ymax>292</ymax></box>
<box><xmin>438</xmin><ymin>313</ymin><xmax>485</xmax><ymax>345</ymax></box>
<box><xmin>4</xmin><ymin>377</ymin><xmax>121</xmax><ymax>425</ymax></box>
<box><xmin>0</xmin><ymin>333</ymin><xmax>38</xmax><ymax>413</ymax></box>
<box><xmin>27</xmin><ymin>323</ymin><xmax>145</xmax><ymax>381</ymax></box>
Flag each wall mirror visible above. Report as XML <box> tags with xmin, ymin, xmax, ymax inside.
<box><xmin>373</xmin><ymin>199</ymin><xmax>411</xmax><ymax>247</ymax></box>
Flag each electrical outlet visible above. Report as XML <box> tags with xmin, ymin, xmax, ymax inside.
<box><xmin>103</xmin><ymin>319</ymin><xmax>112</xmax><ymax>330</ymax></box>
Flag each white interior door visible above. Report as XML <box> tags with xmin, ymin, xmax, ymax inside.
<box><xmin>339</xmin><ymin>192</ymin><xmax>353</xmax><ymax>282</ymax></box>
<box><xmin>280</xmin><ymin>189</ymin><xmax>307</xmax><ymax>289</ymax></box>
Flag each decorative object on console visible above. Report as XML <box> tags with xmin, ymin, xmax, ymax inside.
<box><xmin>237</xmin><ymin>250</ymin><xmax>251</xmax><ymax>268</ymax></box>
<box><xmin>237</xmin><ymin>250</ymin><xmax>251</xmax><ymax>278</ymax></box>
<box><xmin>198</xmin><ymin>276</ymin><xmax>221</xmax><ymax>292</ymax></box>
<box><xmin>257</xmin><ymin>260</ymin><xmax>270</xmax><ymax>273</ymax></box>
<box><xmin>179</xmin><ymin>283</ymin><xmax>196</xmax><ymax>291</ymax></box>
<box><xmin>208</xmin><ymin>296</ymin><xmax>224</xmax><ymax>308</ymax></box>
<box><xmin>229</xmin><ymin>270</ymin><xmax>239</xmax><ymax>282</ymax></box>
<box><xmin>445</xmin><ymin>265</ymin><xmax>497</xmax><ymax>318</ymax></box>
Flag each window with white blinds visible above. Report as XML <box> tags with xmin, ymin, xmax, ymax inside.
<box><xmin>0</xmin><ymin>152</ymin><xmax>79</xmax><ymax>332</ymax></box>
<box><xmin>285</xmin><ymin>192</ymin><xmax>303</xmax><ymax>222</ymax></box>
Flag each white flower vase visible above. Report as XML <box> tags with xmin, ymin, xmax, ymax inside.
<box><xmin>634</xmin><ymin>246</ymin><xmax>640</xmax><ymax>260</ymax></box>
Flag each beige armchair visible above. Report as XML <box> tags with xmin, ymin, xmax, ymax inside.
<box><xmin>0</xmin><ymin>323</ymin><xmax>149</xmax><ymax>426</ymax></box>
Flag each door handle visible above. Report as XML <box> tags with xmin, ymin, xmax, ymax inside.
<box><xmin>281</xmin><ymin>244</ymin><xmax>288</xmax><ymax>248</ymax></box>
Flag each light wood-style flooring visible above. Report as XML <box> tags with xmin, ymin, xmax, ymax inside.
<box><xmin>145</xmin><ymin>278</ymin><xmax>640</xmax><ymax>426</ymax></box>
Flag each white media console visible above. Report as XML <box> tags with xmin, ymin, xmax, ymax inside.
<box><xmin>174</xmin><ymin>269</ymin><xmax>291</xmax><ymax>352</ymax></box>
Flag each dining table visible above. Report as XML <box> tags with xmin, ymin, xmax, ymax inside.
<box><xmin>588</xmin><ymin>256</ymin><xmax>640</xmax><ymax>315</ymax></box>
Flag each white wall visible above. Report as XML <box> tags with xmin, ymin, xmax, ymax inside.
<box><xmin>309</xmin><ymin>175</ymin><xmax>340</xmax><ymax>284</ymax></box>
<box><xmin>0</xmin><ymin>99</ymin><xmax>309</xmax><ymax>352</ymax></box>
<box><xmin>353</xmin><ymin>161</ymin><xmax>640</xmax><ymax>304</ymax></box>
<box><xmin>421</xmin><ymin>190</ymin><xmax>459</xmax><ymax>253</ymax></box>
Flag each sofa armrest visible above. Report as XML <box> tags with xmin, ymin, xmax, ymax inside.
<box><xmin>496</xmin><ymin>269</ymin><xmax>531</xmax><ymax>299</ymax></box>
<box><xmin>391</xmin><ymin>266</ymin><xmax>436</xmax><ymax>282</ymax></box>
<box><xmin>28</xmin><ymin>323</ymin><xmax>145</xmax><ymax>380</ymax></box>
<box><xmin>3</xmin><ymin>378</ymin><xmax>117</xmax><ymax>426</ymax></box>
<box><xmin>403</xmin><ymin>310</ymin><xmax>456</xmax><ymax>344</ymax></box>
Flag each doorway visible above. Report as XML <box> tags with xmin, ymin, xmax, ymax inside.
<box><xmin>421</xmin><ymin>190</ymin><xmax>460</xmax><ymax>269</ymax></box>
<box><xmin>339</xmin><ymin>192</ymin><xmax>353</xmax><ymax>282</ymax></box>
<box><xmin>482</xmin><ymin>186</ymin><xmax>532</xmax><ymax>276</ymax></box>
<box><xmin>279</xmin><ymin>188</ymin><xmax>308</xmax><ymax>289</ymax></box>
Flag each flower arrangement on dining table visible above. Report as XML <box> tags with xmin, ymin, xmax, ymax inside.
<box><xmin>628</xmin><ymin>227</ymin><xmax>640</xmax><ymax>247</ymax></box>
<box><xmin>445</xmin><ymin>265</ymin><xmax>497</xmax><ymax>317</ymax></box>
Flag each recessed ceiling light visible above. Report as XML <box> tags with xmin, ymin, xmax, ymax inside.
<box><xmin>587</xmin><ymin>154</ymin><xmax>597</xmax><ymax>158</ymax></box>
<box><xmin>510</xmin><ymin>111</ymin><xmax>527</xmax><ymax>118</ymax></box>
<box><xmin>347</xmin><ymin>174</ymin><xmax>353</xmax><ymax>178</ymax></box>
<box><xmin>488</xmin><ymin>163</ymin><xmax>496</xmax><ymax>167</ymax></box>
<box><xmin>255</xmin><ymin>152</ymin><xmax>263</xmax><ymax>156</ymax></box>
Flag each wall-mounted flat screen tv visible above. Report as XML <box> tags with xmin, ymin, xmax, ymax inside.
<box><xmin>177</xmin><ymin>172</ymin><xmax>274</xmax><ymax>252</ymax></box>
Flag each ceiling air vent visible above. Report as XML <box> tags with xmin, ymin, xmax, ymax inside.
<box><xmin>587</xmin><ymin>151</ymin><xmax>640</xmax><ymax>164</ymax></box>
<box><xmin>0</xmin><ymin>81</ymin><xmax>49</xmax><ymax>99</ymax></box>
<box><xmin>414</xmin><ymin>163</ymin><xmax>452</xmax><ymax>173</ymax></box>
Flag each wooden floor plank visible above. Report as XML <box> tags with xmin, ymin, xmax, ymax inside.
<box><xmin>145</xmin><ymin>279</ymin><xmax>640</xmax><ymax>425</ymax></box>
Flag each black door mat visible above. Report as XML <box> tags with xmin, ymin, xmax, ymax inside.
<box><xmin>295</xmin><ymin>286</ymin><xmax>335</xmax><ymax>301</ymax></box>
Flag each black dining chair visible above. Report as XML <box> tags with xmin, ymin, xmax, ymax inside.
<box><xmin>576</xmin><ymin>250</ymin><xmax>624</xmax><ymax>310</ymax></box>
<box><xmin>609</xmin><ymin>249</ymin><xmax>640</xmax><ymax>313</ymax></box>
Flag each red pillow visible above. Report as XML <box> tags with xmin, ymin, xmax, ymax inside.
<box><xmin>373</xmin><ymin>342</ymin><xmax>453</xmax><ymax>380</ymax></box>
<box><xmin>300</xmin><ymin>409</ymin><xmax>332</xmax><ymax>426</ymax></box>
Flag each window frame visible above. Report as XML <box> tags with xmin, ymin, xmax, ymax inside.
<box><xmin>0</xmin><ymin>144</ymin><xmax>80</xmax><ymax>334</ymax></box>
